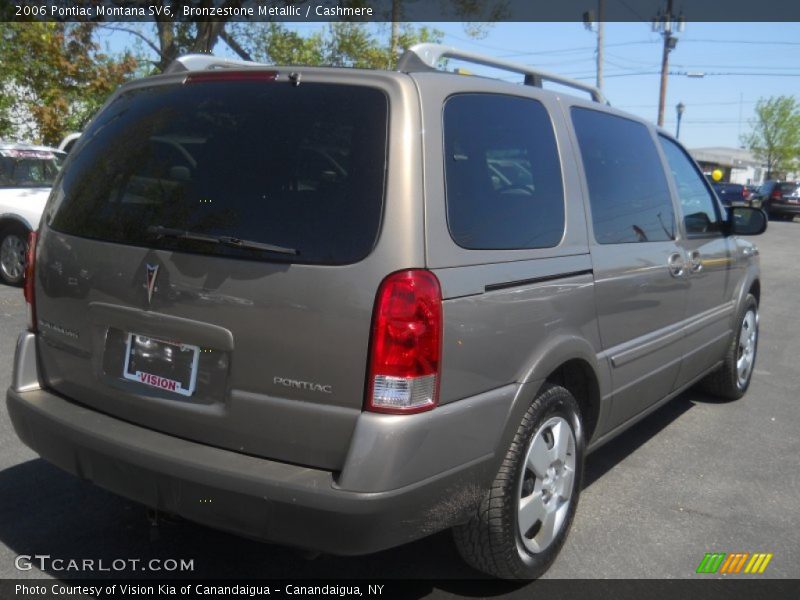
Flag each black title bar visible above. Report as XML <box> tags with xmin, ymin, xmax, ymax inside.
<box><xmin>3</xmin><ymin>0</ymin><xmax>800</xmax><ymax>23</ymax></box>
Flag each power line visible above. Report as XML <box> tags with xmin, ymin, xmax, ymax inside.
<box><xmin>500</xmin><ymin>40</ymin><xmax>658</xmax><ymax>58</ymax></box>
<box><xmin>618</xmin><ymin>100</ymin><xmax>758</xmax><ymax>108</ymax></box>
<box><xmin>673</xmin><ymin>71</ymin><xmax>800</xmax><ymax>77</ymax></box>
<box><xmin>682</xmin><ymin>38</ymin><xmax>800</xmax><ymax>46</ymax></box>
<box><xmin>672</xmin><ymin>63</ymin><xmax>800</xmax><ymax>71</ymax></box>
<box><xmin>444</xmin><ymin>33</ymin><xmax>800</xmax><ymax>62</ymax></box>
<box><xmin>570</xmin><ymin>70</ymin><xmax>800</xmax><ymax>80</ymax></box>
<box><xmin>605</xmin><ymin>53</ymin><xmax>800</xmax><ymax>72</ymax></box>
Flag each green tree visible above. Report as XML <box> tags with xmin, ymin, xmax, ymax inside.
<box><xmin>0</xmin><ymin>23</ymin><xmax>137</xmax><ymax>145</ymax></box>
<box><xmin>742</xmin><ymin>96</ymin><xmax>800</xmax><ymax>179</ymax></box>
<box><xmin>102</xmin><ymin>20</ymin><xmax>231</xmax><ymax>74</ymax></box>
<box><xmin>231</xmin><ymin>22</ymin><xmax>443</xmax><ymax>70</ymax></box>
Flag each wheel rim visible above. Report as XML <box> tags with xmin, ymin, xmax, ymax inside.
<box><xmin>0</xmin><ymin>234</ymin><xmax>26</xmax><ymax>282</ymax></box>
<box><xmin>736</xmin><ymin>308</ymin><xmax>758</xmax><ymax>389</ymax></box>
<box><xmin>517</xmin><ymin>416</ymin><xmax>576</xmax><ymax>554</ymax></box>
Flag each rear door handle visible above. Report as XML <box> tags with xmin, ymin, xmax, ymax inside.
<box><xmin>667</xmin><ymin>252</ymin><xmax>686</xmax><ymax>278</ymax></box>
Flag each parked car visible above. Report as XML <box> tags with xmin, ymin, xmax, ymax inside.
<box><xmin>0</xmin><ymin>143</ymin><xmax>64</xmax><ymax>285</ymax></box>
<box><xmin>711</xmin><ymin>181</ymin><xmax>752</xmax><ymax>208</ymax></box>
<box><xmin>746</xmin><ymin>184</ymin><xmax>760</xmax><ymax>203</ymax></box>
<box><xmin>756</xmin><ymin>180</ymin><xmax>800</xmax><ymax>221</ymax></box>
<box><xmin>6</xmin><ymin>45</ymin><xmax>767</xmax><ymax>580</ymax></box>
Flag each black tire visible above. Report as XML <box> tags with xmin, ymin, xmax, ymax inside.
<box><xmin>453</xmin><ymin>383</ymin><xmax>585</xmax><ymax>579</ymax></box>
<box><xmin>0</xmin><ymin>223</ymin><xmax>29</xmax><ymax>286</ymax></box>
<box><xmin>701</xmin><ymin>293</ymin><xmax>759</xmax><ymax>400</ymax></box>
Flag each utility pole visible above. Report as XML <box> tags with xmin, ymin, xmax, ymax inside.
<box><xmin>584</xmin><ymin>0</ymin><xmax>605</xmax><ymax>93</ymax></box>
<box><xmin>390</xmin><ymin>0</ymin><xmax>400</xmax><ymax>69</ymax></box>
<box><xmin>597</xmin><ymin>0</ymin><xmax>604</xmax><ymax>91</ymax></box>
<box><xmin>652</xmin><ymin>0</ymin><xmax>684</xmax><ymax>127</ymax></box>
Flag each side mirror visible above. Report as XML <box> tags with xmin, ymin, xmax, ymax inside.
<box><xmin>728</xmin><ymin>206</ymin><xmax>768</xmax><ymax>236</ymax></box>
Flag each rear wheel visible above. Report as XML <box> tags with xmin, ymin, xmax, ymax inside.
<box><xmin>453</xmin><ymin>383</ymin><xmax>584</xmax><ymax>579</ymax></box>
<box><xmin>0</xmin><ymin>224</ymin><xmax>29</xmax><ymax>286</ymax></box>
<box><xmin>701</xmin><ymin>294</ymin><xmax>758</xmax><ymax>400</ymax></box>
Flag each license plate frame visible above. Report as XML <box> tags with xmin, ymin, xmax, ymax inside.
<box><xmin>122</xmin><ymin>333</ymin><xmax>200</xmax><ymax>397</ymax></box>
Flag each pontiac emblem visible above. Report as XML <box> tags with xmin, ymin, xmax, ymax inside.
<box><xmin>145</xmin><ymin>264</ymin><xmax>159</xmax><ymax>305</ymax></box>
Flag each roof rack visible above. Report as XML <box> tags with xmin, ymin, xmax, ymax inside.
<box><xmin>396</xmin><ymin>43</ymin><xmax>605</xmax><ymax>104</ymax></box>
<box><xmin>164</xmin><ymin>54</ymin><xmax>264</xmax><ymax>75</ymax></box>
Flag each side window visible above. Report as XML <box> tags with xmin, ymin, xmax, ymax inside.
<box><xmin>658</xmin><ymin>136</ymin><xmax>722</xmax><ymax>235</ymax></box>
<box><xmin>571</xmin><ymin>108</ymin><xmax>675</xmax><ymax>244</ymax></box>
<box><xmin>443</xmin><ymin>94</ymin><xmax>565</xmax><ymax>250</ymax></box>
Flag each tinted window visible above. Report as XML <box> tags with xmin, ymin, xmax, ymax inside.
<box><xmin>48</xmin><ymin>81</ymin><xmax>388</xmax><ymax>265</ymax></box>
<box><xmin>571</xmin><ymin>108</ymin><xmax>675</xmax><ymax>244</ymax></box>
<box><xmin>443</xmin><ymin>94</ymin><xmax>564</xmax><ymax>250</ymax></box>
<box><xmin>0</xmin><ymin>149</ymin><xmax>63</xmax><ymax>188</ymax></box>
<box><xmin>713</xmin><ymin>183</ymin><xmax>742</xmax><ymax>194</ymax></box>
<box><xmin>659</xmin><ymin>136</ymin><xmax>722</xmax><ymax>235</ymax></box>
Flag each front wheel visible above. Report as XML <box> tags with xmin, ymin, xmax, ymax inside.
<box><xmin>701</xmin><ymin>294</ymin><xmax>759</xmax><ymax>400</ymax></box>
<box><xmin>453</xmin><ymin>383</ymin><xmax>585</xmax><ymax>579</ymax></box>
<box><xmin>0</xmin><ymin>225</ymin><xmax>29</xmax><ymax>286</ymax></box>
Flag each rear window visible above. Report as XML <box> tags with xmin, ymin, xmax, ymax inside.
<box><xmin>714</xmin><ymin>183</ymin><xmax>742</xmax><ymax>193</ymax></box>
<box><xmin>0</xmin><ymin>150</ymin><xmax>63</xmax><ymax>188</ymax></box>
<box><xmin>443</xmin><ymin>94</ymin><xmax>565</xmax><ymax>250</ymax></box>
<box><xmin>779</xmin><ymin>182</ymin><xmax>800</xmax><ymax>194</ymax></box>
<box><xmin>47</xmin><ymin>80</ymin><xmax>388</xmax><ymax>265</ymax></box>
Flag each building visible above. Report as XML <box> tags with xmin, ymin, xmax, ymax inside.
<box><xmin>689</xmin><ymin>147</ymin><xmax>766</xmax><ymax>185</ymax></box>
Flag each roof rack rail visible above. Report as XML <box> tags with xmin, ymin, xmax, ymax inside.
<box><xmin>164</xmin><ymin>54</ymin><xmax>264</xmax><ymax>75</ymax></box>
<box><xmin>397</xmin><ymin>43</ymin><xmax>605</xmax><ymax>104</ymax></box>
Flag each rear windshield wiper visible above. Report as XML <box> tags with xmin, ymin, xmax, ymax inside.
<box><xmin>146</xmin><ymin>225</ymin><xmax>298</xmax><ymax>256</ymax></box>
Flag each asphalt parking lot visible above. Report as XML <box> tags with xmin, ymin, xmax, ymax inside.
<box><xmin>0</xmin><ymin>222</ymin><xmax>798</xmax><ymax>587</ymax></box>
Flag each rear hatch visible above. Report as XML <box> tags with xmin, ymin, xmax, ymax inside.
<box><xmin>33</xmin><ymin>70</ymin><xmax>410</xmax><ymax>470</ymax></box>
<box><xmin>778</xmin><ymin>182</ymin><xmax>800</xmax><ymax>204</ymax></box>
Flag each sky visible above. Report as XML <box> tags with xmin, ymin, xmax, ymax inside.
<box><xmin>101</xmin><ymin>21</ymin><xmax>800</xmax><ymax>150</ymax></box>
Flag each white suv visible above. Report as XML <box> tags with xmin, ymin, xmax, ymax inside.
<box><xmin>0</xmin><ymin>143</ymin><xmax>64</xmax><ymax>285</ymax></box>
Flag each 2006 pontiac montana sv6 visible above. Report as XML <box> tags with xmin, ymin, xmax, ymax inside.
<box><xmin>6</xmin><ymin>44</ymin><xmax>767</xmax><ymax>579</ymax></box>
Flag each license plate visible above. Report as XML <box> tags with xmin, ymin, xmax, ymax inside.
<box><xmin>123</xmin><ymin>334</ymin><xmax>199</xmax><ymax>396</ymax></box>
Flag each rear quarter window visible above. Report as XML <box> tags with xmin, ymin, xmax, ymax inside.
<box><xmin>47</xmin><ymin>80</ymin><xmax>388</xmax><ymax>265</ymax></box>
<box><xmin>443</xmin><ymin>94</ymin><xmax>565</xmax><ymax>250</ymax></box>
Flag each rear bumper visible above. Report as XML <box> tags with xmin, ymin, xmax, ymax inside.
<box><xmin>6</xmin><ymin>387</ymin><xmax>495</xmax><ymax>555</ymax></box>
<box><xmin>767</xmin><ymin>202</ymin><xmax>800</xmax><ymax>215</ymax></box>
<box><xmin>7</xmin><ymin>334</ymin><xmax>517</xmax><ymax>555</ymax></box>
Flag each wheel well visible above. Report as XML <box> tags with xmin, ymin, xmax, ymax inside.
<box><xmin>749</xmin><ymin>280</ymin><xmax>760</xmax><ymax>305</ymax></box>
<box><xmin>0</xmin><ymin>217</ymin><xmax>31</xmax><ymax>238</ymax></box>
<box><xmin>546</xmin><ymin>359</ymin><xmax>601</xmax><ymax>442</ymax></box>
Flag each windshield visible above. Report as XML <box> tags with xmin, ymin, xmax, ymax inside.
<box><xmin>47</xmin><ymin>79</ymin><xmax>388</xmax><ymax>265</ymax></box>
<box><xmin>0</xmin><ymin>149</ymin><xmax>63</xmax><ymax>188</ymax></box>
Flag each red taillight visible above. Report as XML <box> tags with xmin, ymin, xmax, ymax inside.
<box><xmin>743</xmin><ymin>188</ymin><xmax>750</xmax><ymax>199</ymax></box>
<box><xmin>23</xmin><ymin>230</ymin><xmax>37</xmax><ymax>331</ymax></box>
<box><xmin>184</xmin><ymin>70</ymin><xmax>278</xmax><ymax>84</ymax></box>
<box><xmin>366</xmin><ymin>270</ymin><xmax>442</xmax><ymax>414</ymax></box>
<box><xmin>770</xmin><ymin>188</ymin><xmax>782</xmax><ymax>200</ymax></box>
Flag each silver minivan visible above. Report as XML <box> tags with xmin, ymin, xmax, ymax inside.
<box><xmin>6</xmin><ymin>44</ymin><xmax>766</xmax><ymax>579</ymax></box>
